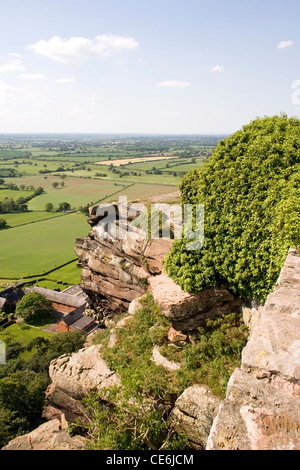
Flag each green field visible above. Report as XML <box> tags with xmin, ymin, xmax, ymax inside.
<box><xmin>0</xmin><ymin>213</ymin><xmax>88</xmax><ymax>278</ymax></box>
<box><xmin>0</xmin><ymin>211</ymin><xmax>66</xmax><ymax>228</ymax></box>
<box><xmin>0</xmin><ymin>323</ymin><xmax>55</xmax><ymax>361</ymax></box>
<box><xmin>104</xmin><ymin>182</ymin><xmax>179</xmax><ymax>203</ymax></box>
<box><xmin>0</xmin><ymin>135</ymin><xmax>216</xmax><ymax>288</ymax></box>
<box><xmin>5</xmin><ymin>175</ymin><xmax>129</xmax><ymax>210</ymax></box>
<box><xmin>0</xmin><ymin>189</ymin><xmax>34</xmax><ymax>201</ymax></box>
<box><xmin>0</xmin><ymin>159</ymin><xmax>76</xmax><ymax>176</ymax></box>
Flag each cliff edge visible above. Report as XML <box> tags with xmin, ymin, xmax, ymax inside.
<box><xmin>206</xmin><ymin>248</ymin><xmax>300</xmax><ymax>450</ymax></box>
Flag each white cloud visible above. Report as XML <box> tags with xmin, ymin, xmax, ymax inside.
<box><xmin>0</xmin><ymin>55</ymin><xmax>26</xmax><ymax>74</ymax></box>
<box><xmin>89</xmin><ymin>93</ymin><xmax>100</xmax><ymax>106</ymax></box>
<box><xmin>55</xmin><ymin>78</ymin><xmax>76</xmax><ymax>84</ymax></box>
<box><xmin>156</xmin><ymin>80</ymin><xmax>191</xmax><ymax>88</ymax></box>
<box><xmin>211</xmin><ymin>65</ymin><xmax>224</xmax><ymax>72</ymax></box>
<box><xmin>163</xmin><ymin>111</ymin><xmax>180</xmax><ymax>116</ymax></box>
<box><xmin>0</xmin><ymin>81</ymin><xmax>34</xmax><ymax>104</ymax></box>
<box><xmin>0</xmin><ymin>63</ymin><xmax>26</xmax><ymax>73</ymax></box>
<box><xmin>19</xmin><ymin>73</ymin><xmax>47</xmax><ymax>81</ymax></box>
<box><xmin>28</xmin><ymin>34</ymin><xmax>139</xmax><ymax>62</ymax></box>
<box><xmin>277</xmin><ymin>40</ymin><xmax>295</xmax><ymax>49</ymax></box>
<box><xmin>8</xmin><ymin>52</ymin><xmax>22</xmax><ymax>59</ymax></box>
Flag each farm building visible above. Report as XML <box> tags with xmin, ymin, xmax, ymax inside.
<box><xmin>24</xmin><ymin>285</ymin><xmax>95</xmax><ymax>333</ymax></box>
<box><xmin>0</xmin><ymin>285</ymin><xmax>25</xmax><ymax>312</ymax></box>
<box><xmin>24</xmin><ymin>286</ymin><xmax>87</xmax><ymax>315</ymax></box>
<box><xmin>56</xmin><ymin>305</ymin><xmax>95</xmax><ymax>333</ymax></box>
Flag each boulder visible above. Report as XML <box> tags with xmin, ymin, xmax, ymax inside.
<box><xmin>2</xmin><ymin>419</ymin><xmax>86</xmax><ymax>451</ymax></box>
<box><xmin>206</xmin><ymin>368</ymin><xmax>300</xmax><ymax>450</ymax></box>
<box><xmin>168</xmin><ymin>327</ymin><xmax>187</xmax><ymax>343</ymax></box>
<box><xmin>150</xmin><ymin>273</ymin><xmax>242</xmax><ymax>331</ymax></box>
<box><xmin>128</xmin><ymin>295</ymin><xmax>147</xmax><ymax>315</ymax></box>
<box><xmin>45</xmin><ymin>345</ymin><xmax>121</xmax><ymax>423</ymax></box>
<box><xmin>170</xmin><ymin>385</ymin><xmax>221</xmax><ymax>449</ymax></box>
<box><xmin>151</xmin><ymin>346</ymin><xmax>181</xmax><ymax>371</ymax></box>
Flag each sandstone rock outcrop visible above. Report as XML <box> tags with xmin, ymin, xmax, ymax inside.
<box><xmin>170</xmin><ymin>385</ymin><xmax>221</xmax><ymax>449</ymax></box>
<box><xmin>45</xmin><ymin>345</ymin><xmax>121</xmax><ymax>424</ymax></box>
<box><xmin>2</xmin><ymin>418</ymin><xmax>86</xmax><ymax>451</ymax></box>
<box><xmin>150</xmin><ymin>273</ymin><xmax>242</xmax><ymax>331</ymax></box>
<box><xmin>206</xmin><ymin>248</ymin><xmax>300</xmax><ymax>450</ymax></box>
<box><xmin>75</xmin><ymin>202</ymin><xmax>173</xmax><ymax>317</ymax></box>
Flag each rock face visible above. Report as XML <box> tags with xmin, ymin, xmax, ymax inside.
<box><xmin>207</xmin><ymin>248</ymin><xmax>300</xmax><ymax>450</ymax></box>
<box><xmin>45</xmin><ymin>345</ymin><xmax>121</xmax><ymax>424</ymax></box>
<box><xmin>150</xmin><ymin>273</ymin><xmax>242</xmax><ymax>331</ymax></box>
<box><xmin>170</xmin><ymin>385</ymin><xmax>221</xmax><ymax>449</ymax></box>
<box><xmin>75</xmin><ymin>202</ymin><xmax>173</xmax><ymax>317</ymax></box>
<box><xmin>2</xmin><ymin>418</ymin><xmax>86</xmax><ymax>451</ymax></box>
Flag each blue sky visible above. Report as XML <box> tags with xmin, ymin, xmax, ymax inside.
<box><xmin>0</xmin><ymin>0</ymin><xmax>299</xmax><ymax>134</ymax></box>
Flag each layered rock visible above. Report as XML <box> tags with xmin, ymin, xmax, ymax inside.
<box><xmin>75</xmin><ymin>202</ymin><xmax>173</xmax><ymax>316</ymax></box>
<box><xmin>170</xmin><ymin>385</ymin><xmax>221</xmax><ymax>449</ymax></box>
<box><xmin>207</xmin><ymin>248</ymin><xmax>300</xmax><ymax>450</ymax></box>
<box><xmin>2</xmin><ymin>418</ymin><xmax>86</xmax><ymax>451</ymax></box>
<box><xmin>150</xmin><ymin>273</ymin><xmax>242</xmax><ymax>331</ymax></box>
<box><xmin>44</xmin><ymin>345</ymin><xmax>121</xmax><ymax>424</ymax></box>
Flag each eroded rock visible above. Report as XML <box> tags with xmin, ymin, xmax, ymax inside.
<box><xmin>170</xmin><ymin>385</ymin><xmax>221</xmax><ymax>449</ymax></box>
<box><xmin>207</xmin><ymin>248</ymin><xmax>300</xmax><ymax>450</ymax></box>
<box><xmin>2</xmin><ymin>419</ymin><xmax>87</xmax><ymax>451</ymax></box>
<box><xmin>150</xmin><ymin>273</ymin><xmax>242</xmax><ymax>331</ymax></box>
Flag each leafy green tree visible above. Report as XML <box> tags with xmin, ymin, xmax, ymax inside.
<box><xmin>0</xmin><ymin>219</ymin><xmax>7</xmax><ymax>229</ymax></box>
<box><xmin>15</xmin><ymin>292</ymin><xmax>54</xmax><ymax>323</ymax></box>
<box><xmin>45</xmin><ymin>202</ymin><xmax>54</xmax><ymax>212</ymax></box>
<box><xmin>58</xmin><ymin>202</ymin><xmax>71</xmax><ymax>212</ymax></box>
<box><xmin>164</xmin><ymin>114</ymin><xmax>300</xmax><ymax>302</ymax></box>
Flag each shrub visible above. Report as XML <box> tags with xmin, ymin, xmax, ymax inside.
<box><xmin>15</xmin><ymin>292</ymin><xmax>54</xmax><ymax>323</ymax></box>
<box><xmin>164</xmin><ymin>114</ymin><xmax>300</xmax><ymax>302</ymax></box>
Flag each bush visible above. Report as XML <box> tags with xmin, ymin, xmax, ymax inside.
<box><xmin>164</xmin><ymin>114</ymin><xmax>300</xmax><ymax>302</ymax></box>
<box><xmin>0</xmin><ymin>219</ymin><xmax>7</xmax><ymax>229</ymax></box>
<box><xmin>15</xmin><ymin>292</ymin><xmax>54</xmax><ymax>323</ymax></box>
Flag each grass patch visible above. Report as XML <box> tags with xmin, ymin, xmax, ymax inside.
<box><xmin>0</xmin><ymin>189</ymin><xmax>34</xmax><ymax>201</ymax></box>
<box><xmin>96</xmin><ymin>294</ymin><xmax>248</xmax><ymax>400</ymax></box>
<box><xmin>0</xmin><ymin>211</ymin><xmax>67</xmax><ymax>228</ymax></box>
<box><xmin>0</xmin><ymin>213</ymin><xmax>88</xmax><ymax>278</ymax></box>
<box><xmin>0</xmin><ymin>322</ymin><xmax>54</xmax><ymax>361</ymax></box>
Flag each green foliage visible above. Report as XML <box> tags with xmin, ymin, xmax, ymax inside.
<box><xmin>58</xmin><ymin>202</ymin><xmax>71</xmax><ymax>212</ymax></box>
<box><xmin>15</xmin><ymin>292</ymin><xmax>54</xmax><ymax>323</ymax></box>
<box><xmin>0</xmin><ymin>218</ymin><xmax>7</xmax><ymax>229</ymax></box>
<box><xmin>0</xmin><ymin>330</ymin><xmax>86</xmax><ymax>447</ymax></box>
<box><xmin>45</xmin><ymin>202</ymin><xmax>53</xmax><ymax>212</ymax></box>
<box><xmin>101</xmin><ymin>295</ymin><xmax>174</xmax><ymax>402</ymax></box>
<box><xmin>89</xmin><ymin>294</ymin><xmax>247</xmax><ymax>449</ymax></box>
<box><xmin>84</xmin><ymin>389</ymin><xmax>187</xmax><ymax>451</ymax></box>
<box><xmin>164</xmin><ymin>114</ymin><xmax>300</xmax><ymax>301</ymax></box>
<box><xmin>178</xmin><ymin>313</ymin><xmax>248</xmax><ymax>396</ymax></box>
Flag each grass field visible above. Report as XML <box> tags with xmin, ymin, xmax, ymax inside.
<box><xmin>0</xmin><ymin>323</ymin><xmax>55</xmax><ymax>360</ymax></box>
<box><xmin>5</xmin><ymin>175</ymin><xmax>129</xmax><ymax>210</ymax></box>
<box><xmin>104</xmin><ymin>182</ymin><xmax>179</xmax><ymax>203</ymax></box>
<box><xmin>0</xmin><ymin>211</ymin><xmax>67</xmax><ymax>228</ymax></box>
<box><xmin>0</xmin><ymin>213</ymin><xmax>88</xmax><ymax>278</ymax></box>
<box><xmin>0</xmin><ymin>159</ymin><xmax>76</xmax><ymax>176</ymax></box>
<box><xmin>0</xmin><ymin>189</ymin><xmax>34</xmax><ymax>201</ymax></box>
<box><xmin>0</xmin><ymin>137</ymin><xmax>213</xmax><ymax>290</ymax></box>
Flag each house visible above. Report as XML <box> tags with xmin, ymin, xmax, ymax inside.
<box><xmin>56</xmin><ymin>304</ymin><xmax>95</xmax><ymax>333</ymax></box>
<box><xmin>25</xmin><ymin>286</ymin><xmax>87</xmax><ymax>315</ymax></box>
<box><xmin>0</xmin><ymin>285</ymin><xmax>25</xmax><ymax>312</ymax></box>
<box><xmin>24</xmin><ymin>285</ymin><xmax>96</xmax><ymax>333</ymax></box>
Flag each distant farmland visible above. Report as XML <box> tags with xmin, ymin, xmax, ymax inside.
<box><xmin>0</xmin><ymin>213</ymin><xmax>88</xmax><ymax>279</ymax></box>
